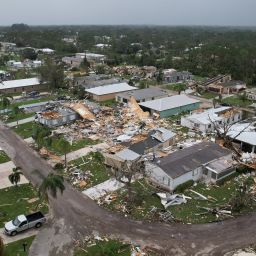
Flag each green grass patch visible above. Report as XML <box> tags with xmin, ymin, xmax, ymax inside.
<box><xmin>0</xmin><ymin>184</ymin><xmax>48</xmax><ymax>227</ymax></box>
<box><xmin>74</xmin><ymin>240</ymin><xmax>131</xmax><ymax>256</ymax></box>
<box><xmin>99</xmin><ymin>99</ymin><xmax>117</xmax><ymax>107</ymax></box>
<box><xmin>4</xmin><ymin>235</ymin><xmax>35</xmax><ymax>256</ymax></box>
<box><xmin>222</xmin><ymin>95</ymin><xmax>253</xmax><ymax>107</ymax></box>
<box><xmin>43</xmin><ymin>136</ymin><xmax>100</xmax><ymax>156</ymax></box>
<box><xmin>0</xmin><ymin>96</ymin><xmax>54</xmax><ymax>111</ymax></box>
<box><xmin>105</xmin><ymin>180</ymin><xmax>164</xmax><ymax>220</ymax></box>
<box><xmin>69</xmin><ymin>152</ymin><xmax>111</xmax><ymax>189</ymax></box>
<box><xmin>200</xmin><ymin>92</ymin><xmax>217</xmax><ymax>99</ymax></box>
<box><xmin>6</xmin><ymin>112</ymin><xmax>35</xmax><ymax>123</ymax></box>
<box><xmin>12</xmin><ymin>122</ymin><xmax>34</xmax><ymax>139</ymax></box>
<box><xmin>0</xmin><ymin>151</ymin><xmax>10</xmax><ymax>164</ymax></box>
<box><xmin>165</xmin><ymin>83</ymin><xmax>187</xmax><ymax>92</ymax></box>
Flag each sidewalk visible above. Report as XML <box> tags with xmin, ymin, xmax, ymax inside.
<box><xmin>0</xmin><ymin>161</ymin><xmax>29</xmax><ymax>189</ymax></box>
<box><xmin>63</xmin><ymin>142</ymin><xmax>109</xmax><ymax>162</ymax></box>
<box><xmin>82</xmin><ymin>177</ymin><xmax>125</xmax><ymax>200</ymax></box>
<box><xmin>1</xmin><ymin>228</ymin><xmax>38</xmax><ymax>244</ymax></box>
<box><xmin>7</xmin><ymin>116</ymin><xmax>35</xmax><ymax>128</ymax></box>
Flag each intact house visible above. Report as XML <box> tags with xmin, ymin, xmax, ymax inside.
<box><xmin>0</xmin><ymin>78</ymin><xmax>47</xmax><ymax>94</ymax></box>
<box><xmin>207</xmin><ymin>80</ymin><xmax>247</xmax><ymax>94</ymax></box>
<box><xmin>181</xmin><ymin>106</ymin><xmax>242</xmax><ymax>133</ymax></box>
<box><xmin>36</xmin><ymin>107</ymin><xmax>78</xmax><ymax>127</ymax></box>
<box><xmin>85</xmin><ymin>82</ymin><xmax>137</xmax><ymax>102</ymax></box>
<box><xmin>104</xmin><ymin>128</ymin><xmax>176</xmax><ymax>169</ymax></box>
<box><xmin>146</xmin><ymin>142</ymin><xmax>236</xmax><ymax>191</ymax></box>
<box><xmin>163</xmin><ymin>69</ymin><xmax>193</xmax><ymax>83</ymax></box>
<box><xmin>139</xmin><ymin>95</ymin><xmax>200</xmax><ymax>118</ymax></box>
<box><xmin>116</xmin><ymin>87</ymin><xmax>169</xmax><ymax>104</ymax></box>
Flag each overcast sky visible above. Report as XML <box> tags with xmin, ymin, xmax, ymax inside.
<box><xmin>1</xmin><ymin>0</ymin><xmax>256</xmax><ymax>26</ymax></box>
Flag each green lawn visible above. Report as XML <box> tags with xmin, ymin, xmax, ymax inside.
<box><xmin>105</xmin><ymin>177</ymin><xmax>256</xmax><ymax>224</ymax></box>
<box><xmin>69</xmin><ymin>152</ymin><xmax>111</xmax><ymax>189</ymax></box>
<box><xmin>0</xmin><ymin>151</ymin><xmax>10</xmax><ymax>164</ymax></box>
<box><xmin>105</xmin><ymin>180</ymin><xmax>164</xmax><ymax>220</ymax></box>
<box><xmin>200</xmin><ymin>92</ymin><xmax>217</xmax><ymax>99</ymax></box>
<box><xmin>74</xmin><ymin>240</ymin><xmax>130</xmax><ymax>256</ymax></box>
<box><xmin>3</xmin><ymin>236</ymin><xmax>35</xmax><ymax>256</ymax></box>
<box><xmin>222</xmin><ymin>95</ymin><xmax>253</xmax><ymax>107</ymax></box>
<box><xmin>43</xmin><ymin>137</ymin><xmax>100</xmax><ymax>156</ymax></box>
<box><xmin>0</xmin><ymin>96</ymin><xmax>54</xmax><ymax>111</ymax></box>
<box><xmin>6</xmin><ymin>112</ymin><xmax>35</xmax><ymax>123</ymax></box>
<box><xmin>165</xmin><ymin>83</ymin><xmax>186</xmax><ymax>92</ymax></box>
<box><xmin>0</xmin><ymin>184</ymin><xmax>48</xmax><ymax>227</ymax></box>
<box><xmin>12</xmin><ymin>122</ymin><xmax>35</xmax><ymax>139</ymax></box>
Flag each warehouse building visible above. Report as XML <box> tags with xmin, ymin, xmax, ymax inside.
<box><xmin>85</xmin><ymin>82</ymin><xmax>137</xmax><ymax>102</ymax></box>
<box><xmin>139</xmin><ymin>95</ymin><xmax>200</xmax><ymax>118</ymax></box>
<box><xmin>0</xmin><ymin>78</ymin><xmax>47</xmax><ymax>94</ymax></box>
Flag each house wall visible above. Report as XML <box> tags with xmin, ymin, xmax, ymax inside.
<box><xmin>37</xmin><ymin>113</ymin><xmax>78</xmax><ymax>127</ymax></box>
<box><xmin>181</xmin><ymin>110</ymin><xmax>242</xmax><ymax>133</ymax></box>
<box><xmin>159</xmin><ymin>102</ymin><xmax>200</xmax><ymax>118</ymax></box>
<box><xmin>146</xmin><ymin>162</ymin><xmax>202</xmax><ymax>191</ymax></box>
<box><xmin>0</xmin><ymin>84</ymin><xmax>48</xmax><ymax>94</ymax></box>
<box><xmin>90</xmin><ymin>93</ymin><xmax>117</xmax><ymax>102</ymax></box>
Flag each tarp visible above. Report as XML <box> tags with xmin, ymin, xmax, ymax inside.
<box><xmin>68</xmin><ymin>103</ymin><xmax>95</xmax><ymax>120</ymax></box>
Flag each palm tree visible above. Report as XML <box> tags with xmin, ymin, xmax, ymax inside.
<box><xmin>0</xmin><ymin>235</ymin><xmax>4</xmax><ymax>256</ymax></box>
<box><xmin>8</xmin><ymin>167</ymin><xmax>23</xmax><ymax>187</ymax></box>
<box><xmin>57</xmin><ymin>138</ymin><xmax>71</xmax><ymax>168</ymax></box>
<box><xmin>39</xmin><ymin>172</ymin><xmax>65</xmax><ymax>203</ymax></box>
<box><xmin>0</xmin><ymin>95</ymin><xmax>12</xmax><ymax>109</ymax></box>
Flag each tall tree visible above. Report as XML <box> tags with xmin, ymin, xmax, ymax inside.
<box><xmin>57</xmin><ymin>138</ymin><xmax>71</xmax><ymax>167</ymax></box>
<box><xmin>8</xmin><ymin>167</ymin><xmax>23</xmax><ymax>187</ymax></box>
<box><xmin>39</xmin><ymin>172</ymin><xmax>65</xmax><ymax>203</ymax></box>
<box><xmin>0</xmin><ymin>95</ymin><xmax>12</xmax><ymax>109</ymax></box>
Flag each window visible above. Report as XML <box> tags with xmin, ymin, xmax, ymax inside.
<box><xmin>19</xmin><ymin>221</ymin><xmax>27</xmax><ymax>227</ymax></box>
<box><xmin>208</xmin><ymin>124</ymin><xmax>211</xmax><ymax>129</ymax></box>
<box><xmin>211</xmin><ymin>172</ymin><xmax>217</xmax><ymax>180</ymax></box>
<box><xmin>193</xmin><ymin>169</ymin><xmax>198</xmax><ymax>176</ymax></box>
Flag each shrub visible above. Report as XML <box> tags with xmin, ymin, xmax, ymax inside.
<box><xmin>175</xmin><ymin>180</ymin><xmax>194</xmax><ymax>193</ymax></box>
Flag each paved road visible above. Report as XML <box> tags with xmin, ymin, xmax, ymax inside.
<box><xmin>0</xmin><ymin>123</ymin><xmax>256</xmax><ymax>256</ymax></box>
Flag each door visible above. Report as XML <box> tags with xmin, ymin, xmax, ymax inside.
<box><xmin>17</xmin><ymin>221</ymin><xmax>29</xmax><ymax>232</ymax></box>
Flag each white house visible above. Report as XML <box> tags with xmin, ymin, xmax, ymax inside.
<box><xmin>181</xmin><ymin>107</ymin><xmax>242</xmax><ymax>133</ymax></box>
<box><xmin>146</xmin><ymin>142</ymin><xmax>235</xmax><ymax>191</ymax></box>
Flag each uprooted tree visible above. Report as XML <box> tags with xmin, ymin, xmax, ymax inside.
<box><xmin>113</xmin><ymin>158</ymin><xmax>146</xmax><ymax>209</ymax></box>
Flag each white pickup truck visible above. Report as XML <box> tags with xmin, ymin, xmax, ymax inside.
<box><xmin>4</xmin><ymin>211</ymin><xmax>46</xmax><ymax>236</ymax></box>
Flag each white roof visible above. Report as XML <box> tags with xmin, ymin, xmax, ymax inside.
<box><xmin>41</xmin><ymin>48</ymin><xmax>54</xmax><ymax>53</ymax></box>
<box><xmin>227</xmin><ymin>123</ymin><xmax>256</xmax><ymax>146</ymax></box>
<box><xmin>0</xmin><ymin>78</ymin><xmax>40</xmax><ymax>90</ymax></box>
<box><xmin>86</xmin><ymin>83</ymin><xmax>137</xmax><ymax>96</ymax></box>
<box><xmin>186</xmin><ymin>106</ymin><xmax>232</xmax><ymax>125</ymax></box>
<box><xmin>86</xmin><ymin>53</ymin><xmax>105</xmax><ymax>58</ymax></box>
<box><xmin>139</xmin><ymin>95</ymin><xmax>200</xmax><ymax>112</ymax></box>
<box><xmin>116</xmin><ymin>148</ymin><xmax>140</xmax><ymax>161</ymax></box>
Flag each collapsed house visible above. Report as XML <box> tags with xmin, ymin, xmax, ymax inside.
<box><xmin>104</xmin><ymin>128</ymin><xmax>176</xmax><ymax>169</ymax></box>
<box><xmin>181</xmin><ymin>107</ymin><xmax>242</xmax><ymax>133</ymax></box>
<box><xmin>36</xmin><ymin>107</ymin><xmax>78</xmax><ymax>127</ymax></box>
<box><xmin>207</xmin><ymin>80</ymin><xmax>247</xmax><ymax>94</ymax></box>
<box><xmin>163</xmin><ymin>69</ymin><xmax>193</xmax><ymax>83</ymax></box>
<box><xmin>146</xmin><ymin>142</ymin><xmax>236</xmax><ymax>191</ymax></box>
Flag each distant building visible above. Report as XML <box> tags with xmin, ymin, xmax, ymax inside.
<box><xmin>181</xmin><ymin>107</ymin><xmax>242</xmax><ymax>133</ymax></box>
<box><xmin>207</xmin><ymin>80</ymin><xmax>247</xmax><ymax>94</ymax></box>
<box><xmin>0</xmin><ymin>78</ymin><xmax>47</xmax><ymax>94</ymax></box>
<box><xmin>7</xmin><ymin>60</ymin><xmax>23</xmax><ymax>69</ymax></box>
<box><xmin>246</xmin><ymin>88</ymin><xmax>256</xmax><ymax>101</ymax></box>
<box><xmin>163</xmin><ymin>69</ymin><xmax>193</xmax><ymax>83</ymax></box>
<box><xmin>147</xmin><ymin>142</ymin><xmax>236</xmax><ymax>191</ymax></box>
<box><xmin>116</xmin><ymin>87</ymin><xmax>169</xmax><ymax>103</ymax></box>
<box><xmin>85</xmin><ymin>82</ymin><xmax>137</xmax><ymax>102</ymax></box>
<box><xmin>39</xmin><ymin>48</ymin><xmax>55</xmax><ymax>54</ymax></box>
<box><xmin>85</xmin><ymin>53</ymin><xmax>106</xmax><ymax>63</ymax></box>
<box><xmin>139</xmin><ymin>95</ymin><xmax>200</xmax><ymax>118</ymax></box>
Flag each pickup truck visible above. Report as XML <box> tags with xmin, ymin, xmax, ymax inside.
<box><xmin>4</xmin><ymin>212</ymin><xmax>46</xmax><ymax>236</ymax></box>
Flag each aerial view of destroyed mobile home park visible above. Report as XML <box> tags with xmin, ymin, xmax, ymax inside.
<box><xmin>0</xmin><ymin>1</ymin><xmax>256</xmax><ymax>255</ymax></box>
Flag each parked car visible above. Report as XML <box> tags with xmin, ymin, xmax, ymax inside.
<box><xmin>4</xmin><ymin>212</ymin><xmax>46</xmax><ymax>236</ymax></box>
<box><xmin>27</xmin><ymin>91</ymin><xmax>39</xmax><ymax>98</ymax></box>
